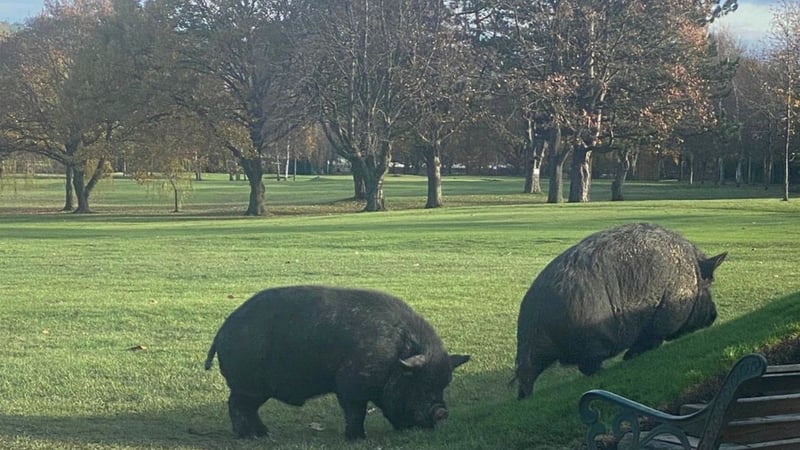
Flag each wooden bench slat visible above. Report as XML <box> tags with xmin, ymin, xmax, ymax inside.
<box><xmin>721</xmin><ymin>414</ymin><xmax>800</xmax><ymax>444</ymax></box>
<box><xmin>722</xmin><ymin>437</ymin><xmax>800</xmax><ymax>450</ymax></box>
<box><xmin>683</xmin><ymin>395</ymin><xmax>800</xmax><ymax>418</ymax></box>
<box><xmin>645</xmin><ymin>433</ymin><xmax>701</xmax><ymax>449</ymax></box>
<box><xmin>648</xmin><ymin>433</ymin><xmax>800</xmax><ymax>450</ymax></box>
<box><xmin>738</xmin><ymin>372</ymin><xmax>800</xmax><ymax>397</ymax></box>
<box><xmin>765</xmin><ymin>364</ymin><xmax>800</xmax><ymax>374</ymax></box>
<box><xmin>729</xmin><ymin>393</ymin><xmax>800</xmax><ymax>418</ymax></box>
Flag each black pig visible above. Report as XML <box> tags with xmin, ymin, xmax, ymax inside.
<box><xmin>516</xmin><ymin>223</ymin><xmax>726</xmax><ymax>399</ymax></box>
<box><xmin>204</xmin><ymin>285</ymin><xmax>470</xmax><ymax>440</ymax></box>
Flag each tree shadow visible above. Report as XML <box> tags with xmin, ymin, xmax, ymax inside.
<box><xmin>0</xmin><ymin>405</ymin><xmax>231</xmax><ymax>449</ymax></box>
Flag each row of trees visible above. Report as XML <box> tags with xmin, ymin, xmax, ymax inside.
<box><xmin>718</xmin><ymin>0</ymin><xmax>800</xmax><ymax>202</ymax></box>
<box><xmin>0</xmin><ymin>0</ymin><xmax>797</xmax><ymax>214</ymax></box>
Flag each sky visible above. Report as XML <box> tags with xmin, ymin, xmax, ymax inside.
<box><xmin>0</xmin><ymin>0</ymin><xmax>783</xmax><ymax>48</ymax></box>
<box><xmin>0</xmin><ymin>0</ymin><xmax>45</xmax><ymax>24</ymax></box>
<box><xmin>711</xmin><ymin>0</ymin><xmax>779</xmax><ymax>50</ymax></box>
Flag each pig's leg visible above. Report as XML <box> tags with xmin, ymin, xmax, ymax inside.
<box><xmin>624</xmin><ymin>333</ymin><xmax>663</xmax><ymax>360</ymax></box>
<box><xmin>337</xmin><ymin>394</ymin><xmax>368</xmax><ymax>440</ymax></box>
<box><xmin>228</xmin><ymin>392</ymin><xmax>269</xmax><ymax>438</ymax></box>
<box><xmin>577</xmin><ymin>339</ymin><xmax>613</xmax><ymax>375</ymax></box>
<box><xmin>578</xmin><ymin>358</ymin><xmax>603</xmax><ymax>376</ymax></box>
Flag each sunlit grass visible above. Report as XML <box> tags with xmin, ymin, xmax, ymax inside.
<box><xmin>1</xmin><ymin>174</ymin><xmax>799</xmax><ymax>449</ymax></box>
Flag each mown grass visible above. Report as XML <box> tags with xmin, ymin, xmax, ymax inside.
<box><xmin>1</xmin><ymin>174</ymin><xmax>799</xmax><ymax>449</ymax></box>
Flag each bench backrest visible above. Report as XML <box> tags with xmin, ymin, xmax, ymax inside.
<box><xmin>694</xmin><ymin>353</ymin><xmax>767</xmax><ymax>450</ymax></box>
<box><xmin>579</xmin><ymin>353</ymin><xmax>800</xmax><ymax>450</ymax></box>
<box><xmin>718</xmin><ymin>363</ymin><xmax>800</xmax><ymax>445</ymax></box>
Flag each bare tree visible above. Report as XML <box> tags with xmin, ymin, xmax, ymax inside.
<box><xmin>464</xmin><ymin>0</ymin><xmax>739</xmax><ymax>203</ymax></box>
<box><xmin>768</xmin><ymin>0</ymin><xmax>800</xmax><ymax>201</ymax></box>
<box><xmin>734</xmin><ymin>54</ymin><xmax>785</xmax><ymax>189</ymax></box>
<box><xmin>301</xmin><ymin>0</ymin><xmax>446</xmax><ymax>211</ymax></box>
<box><xmin>0</xmin><ymin>0</ymin><xmax>156</xmax><ymax>212</ymax></box>
<box><xmin>161</xmin><ymin>0</ymin><xmax>307</xmax><ymax>215</ymax></box>
<box><xmin>408</xmin><ymin>4</ymin><xmax>482</xmax><ymax>208</ymax></box>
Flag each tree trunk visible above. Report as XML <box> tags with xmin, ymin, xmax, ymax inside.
<box><xmin>717</xmin><ymin>157</ymin><xmax>725</xmax><ymax>185</ymax></box>
<box><xmin>63</xmin><ymin>164</ymin><xmax>75</xmax><ymax>211</ymax></box>
<box><xmin>364</xmin><ymin>174</ymin><xmax>386</xmax><ymax>211</ymax></box>
<box><xmin>72</xmin><ymin>168</ymin><xmax>91</xmax><ymax>214</ymax></box>
<box><xmin>783</xmin><ymin>92</ymin><xmax>791</xmax><ymax>201</ymax></box>
<box><xmin>763</xmin><ymin>123</ymin><xmax>775</xmax><ymax>189</ymax></box>
<box><xmin>546</xmin><ymin>127</ymin><xmax>567</xmax><ymax>203</ymax></box>
<box><xmin>611</xmin><ymin>178</ymin><xmax>624</xmax><ymax>201</ymax></box>
<box><xmin>70</xmin><ymin>159</ymin><xmax>106</xmax><ymax>214</ymax></box>
<box><xmin>656</xmin><ymin>156</ymin><xmax>664</xmax><ymax>181</ymax></box>
<box><xmin>193</xmin><ymin>154</ymin><xmax>202</xmax><ymax>182</ymax></box>
<box><xmin>764</xmin><ymin>152</ymin><xmax>773</xmax><ymax>189</ymax></box>
<box><xmin>523</xmin><ymin>143</ymin><xmax>534</xmax><ymax>194</ymax></box>
<box><xmin>568</xmin><ymin>144</ymin><xmax>591</xmax><ymax>203</ymax></box>
<box><xmin>735</xmin><ymin>158</ymin><xmax>743</xmax><ymax>187</ymax></box>
<box><xmin>700</xmin><ymin>160</ymin><xmax>707</xmax><ymax>184</ymax></box>
<box><xmin>173</xmin><ymin>187</ymin><xmax>182</xmax><ymax>213</ymax></box>
<box><xmin>531</xmin><ymin>157</ymin><xmax>542</xmax><ymax>194</ymax></box>
<box><xmin>350</xmin><ymin>160</ymin><xmax>366</xmax><ymax>200</ymax></box>
<box><xmin>524</xmin><ymin>140</ymin><xmax>545</xmax><ymax>194</ymax></box>
<box><xmin>523</xmin><ymin>118</ymin><xmax>545</xmax><ymax>194</ymax></box>
<box><xmin>424</xmin><ymin>143</ymin><xmax>443</xmax><ymax>209</ymax></box>
<box><xmin>240</xmin><ymin>157</ymin><xmax>266</xmax><ymax>216</ymax></box>
<box><xmin>548</xmin><ymin>163</ymin><xmax>564</xmax><ymax>203</ymax></box>
<box><xmin>362</xmin><ymin>145</ymin><xmax>390</xmax><ymax>212</ymax></box>
<box><xmin>611</xmin><ymin>149</ymin><xmax>630</xmax><ymax>201</ymax></box>
<box><xmin>684</xmin><ymin>152</ymin><xmax>694</xmax><ymax>185</ymax></box>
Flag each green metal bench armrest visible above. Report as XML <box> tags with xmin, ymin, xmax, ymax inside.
<box><xmin>579</xmin><ymin>353</ymin><xmax>768</xmax><ymax>450</ymax></box>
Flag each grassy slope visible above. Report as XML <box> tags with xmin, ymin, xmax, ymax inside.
<box><xmin>1</xmin><ymin>174</ymin><xmax>799</xmax><ymax>449</ymax></box>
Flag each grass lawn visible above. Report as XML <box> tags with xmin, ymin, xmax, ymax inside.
<box><xmin>1</xmin><ymin>174</ymin><xmax>799</xmax><ymax>449</ymax></box>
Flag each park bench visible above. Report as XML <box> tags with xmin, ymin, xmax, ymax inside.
<box><xmin>579</xmin><ymin>353</ymin><xmax>800</xmax><ymax>449</ymax></box>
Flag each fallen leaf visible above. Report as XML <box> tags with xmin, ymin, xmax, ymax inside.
<box><xmin>227</xmin><ymin>294</ymin><xmax>235</xmax><ymax>300</ymax></box>
<box><xmin>127</xmin><ymin>345</ymin><xmax>147</xmax><ymax>351</ymax></box>
<box><xmin>309</xmin><ymin>422</ymin><xmax>325</xmax><ymax>431</ymax></box>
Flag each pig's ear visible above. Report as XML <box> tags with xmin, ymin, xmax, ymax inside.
<box><xmin>699</xmin><ymin>252</ymin><xmax>728</xmax><ymax>280</ymax></box>
<box><xmin>399</xmin><ymin>354</ymin><xmax>427</xmax><ymax>371</ymax></box>
<box><xmin>450</xmin><ymin>354</ymin><xmax>470</xmax><ymax>369</ymax></box>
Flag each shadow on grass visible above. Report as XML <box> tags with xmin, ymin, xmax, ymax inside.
<box><xmin>0</xmin><ymin>400</ymin><xmax>384</xmax><ymax>449</ymax></box>
<box><xmin>0</xmin><ymin>387</ymin><xmax>502</xmax><ymax>449</ymax></box>
<box><xmin>1</xmin><ymin>293</ymin><xmax>799</xmax><ymax>450</ymax></box>
<box><xmin>0</xmin><ymin>406</ymin><xmax>231</xmax><ymax>449</ymax></box>
<box><xmin>0</xmin><ymin>371</ymin><xmax>574</xmax><ymax>449</ymax></box>
<box><xmin>2</xmin><ymin>202</ymin><xmax>773</xmax><ymax>244</ymax></box>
